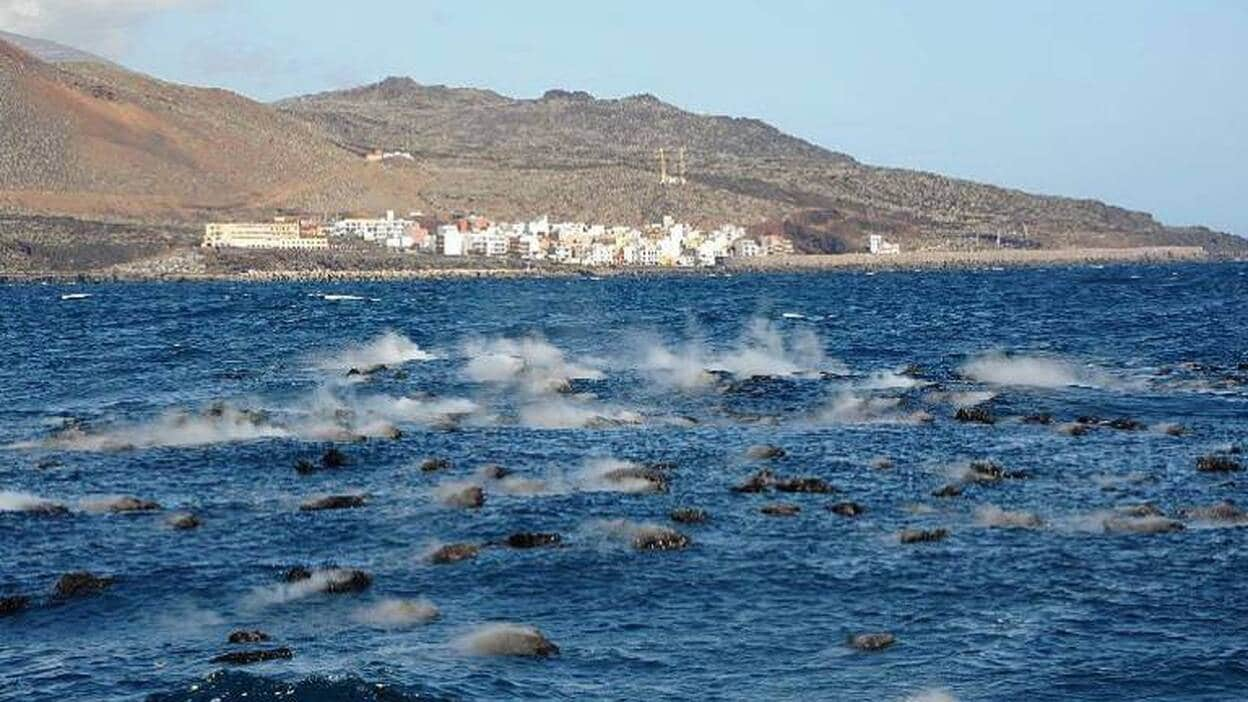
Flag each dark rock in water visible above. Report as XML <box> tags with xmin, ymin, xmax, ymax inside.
<box><xmin>901</xmin><ymin>364</ymin><xmax>924</xmax><ymax>378</ymax></box>
<box><xmin>379</xmin><ymin>425</ymin><xmax>403</xmax><ymax>440</ymax></box>
<box><xmin>283</xmin><ymin>566</ymin><xmax>312</xmax><ymax>582</ymax></box>
<box><xmin>294</xmin><ymin>458</ymin><xmax>317</xmax><ymax>475</ymax></box>
<box><xmin>320</xmin><ymin>447</ymin><xmax>348</xmax><ymax>469</ymax></box>
<box><xmin>1162</xmin><ymin>424</ymin><xmax>1187</xmax><ymax>437</ymax></box>
<box><xmin>646</xmin><ymin>461</ymin><xmax>679</xmax><ymax>472</ymax></box>
<box><xmin>228</xmin><ymin>629</ymin><xmax>271</xmax><ymax>644</ymax></box>
<box><xmin>744</xmin><ymin>444</ymin><xmax>786</xmax><ymax>460</ymax></box>
<box><xmin>773</xmin><ymin>477</ymin><xmax>837</xmax><ymax>494</ymax></box>
<box><xmin>346</xmin><ymin>368</ymin><xmax>362</xmax><ymax>377</ymax></box>
<box><xmin>1197</xmin><ymin>454</ymin><xmax>1243</xmax><ymax>473</ymax></box>
<box><xmin>107</xmin><ymin>496</ymin><xmax>162</xmax><ymax>513</ymax></box>
<box><xmin>320</xmin><ymin>569</ymin><xmax>373</xmax><ymax>594</ymax></box>
<box><xmin>478</xmin><ymin>464</ymin><xmax>510</xmax><ymax>480</ymax></box>
<box><xmin>732</xmin><ymin>469</ymin><xmax>775</xmax><ymax>493</ymax></box>
<box><xmin>0</xmin><ymin>595</ymin><xmax>30</xmax><ymax>617</ymax></box>
<box><xmin>1076</xmin><ymin>415</ymin><xmax>1101</xmax><ymax>425</ymax></box>
<box><xmin>828</xmin><ymin>501</ymin><xmax>865</xmax><ymax>517</ymax></box>
<box><xmin>300</xmin><ymin>495</ymin><xmax>367</xmax><ymax>511</ymax></box>
<box><xmin>1022</xmin><ymin>413</ymin><xmax>1054</xmax><ymax>425</ymax></box>
<box><xmin>726</xmin><ymin>376</ymin><xmax>797</xmax><ymax>398</ymax></box>
<box><xmin>932</xmin><ymin>484</ymin><xmax>963</xmax><ymax>498</ymax></box>
<box><xmin>439</xmin><ymin>484</ymin><xmax>484</xmax><ymax>508</ymax></box>
<box><xmin>632</xmin><ymin>527</ymin><xmax>691</xmax><ymax>551</ymax></box>
<box><xmin>760</xmin><ymin>502</ymin><xmax>801</xmax><ymax>517</ymax></box>
<box><xmin>1102</xmin><ymin>516</ymin><xmax>1185</xmax><ymax>534</ymax></box>
<box><xmin>1176</xmin><ymin>500</ymin><xmax>1248</xmax><ymax>523</ymax></box>
<box><xmin>955</xmin><ymin>407</ymin><xmax>995</xmax><ymax>425</ymax></box>
<box><xmin>429</xmin><ymin>543</ymin><xmax>480</xmax><ymax>564</ymax></box>
<box><xmin>420</xmin><ymin>457</ymin><xmax>451</xmax><ymax>473</ymax></box>
<box><xmin>1107</xmin><ymin>417</ymin><xmax>1145</xmax><ymax>431</ymax></box>
<box><xmin>1117</xmin><ymin>503</ymin><xmax>1164</xmax><ymax>518</ymax></box>
<box><xmin>25</xmin><ymin>501</ymin><xmax>69</xmax><ymax>516</ymax></box>
<box><xmin>34</xmin><ymin>458</ymin><xmax>64</xmax><ymax>470</ymax></box>
<box><xmin>965</xmin><ymin>461</ymin><xmax>1027</xmax><ymax>483</ymax></box>
<box><xmin>600</xmin><ymin>466</ymin><xmax>668</xmax><ymax>492</ymax></box>
<box><xmin>670</xmin><ymin>508</ymin><xmax>709</xmax><ymax>524</ymax></box>
<box><xmin>168</xmin><ymin>512</ymin><xmax>201</xmax><ymax>530</ymax></box>
<box><xmin>505</xmin><ymin>532</ymin><xmax>562</xmax><ymax>549</ymax></box>
<box><xmin>211</xmin><ymin>647</ymin><xmax>293</xmax><ymax>665</ymax></box>
<box><xmin>1061</xmin><ymin>422</ymin><xmax>1091</xmax><ymax>437</ymax></box>
<box><xmin>899</xmin><ymin>528</ymin><xmax>949</xmax><ymax>544</ymax></box>
<box><xmin>55</xmin><ymin>571</ymin><xmax>114</xmax><ymax>598</ymax></box>
<box><xmin>849</xmin><ymin>632</ymin><xmax>896</xmax><ymax>651</ymax></box>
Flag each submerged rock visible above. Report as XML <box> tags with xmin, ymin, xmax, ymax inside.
<box><xmin>167</xmin><ymin>512</ymin><xmax>201</xmax><ymax>530</ymax></box>
<box><xmin>477</xmin><ymin>464</ymin><xmax>510</xmax><ymax>481</ymax></box>
<box><xmin>55</xmin><ymin>571</ymin><xmax>114</xmax><ymax>598</ymax></box>
<box><xmin>228</xmin><ymin>629</ymin><xmax>271</xmax><ymax>644</ymax></box>
<box><xmin>420</xmin><ymin>457</ymin><xmax>451</xmax><ymax>473</ymax></box>
<box><xmin>600</xmin><ymin>466</ymin><xmax>668</xmax><ymax>493</ymax></box>
<box><xmin>869</xmin><ymin>456</ymin><xmax>894</xmax><ymax>470</ymax></box>
<box><xmin>429</xmin><ymin>543</ymin><xmax>480</xmax><ymax>564</ymax></box>
<box><xmin>0</xmin><ymin>595</ymin><xmax>30</xmax><ymax>617</ymax></box>
<box><xmin>1116</xmin><ymin>503</ymin><xmax>1164</xmax><ymax>518</ymax></box>
<box><xmin>849</xmin><ymin>632</ymin><xmax>896</xmax><ymax>651</ymax></box>
<box><xmin>458</xmin><ymin>623</ymin><xmax>559</xmax><ymax>657</ymax></box>
<box><xmin>320</xmin><ymin>447</ymin><xmax>348</xmax><ymax>469</ymax></box>
<box><xmin>731</xmin><ymin>469</ymin><xmax>776</xmax><ymax>493</ymax></box>
<box><xmin>1102</xmin><ymin>516</ymin><xmax>1185</xmax><ymax>535</ymax></box>
<box><xmin>744</xmin><ymin>444</ymin><xmax>786</xmax><ymax>461</ymax></box>
<box><xmin>899</xmin><ymin>528</ymin><xmax>949</xmax><ymax>544</ymax></box>
<box><xmin>299</xmin><ymin>495</ymin><xmax>367</xmax><ymax>511</ymax></box>
<box><xmin>773</xmin><ymin>477</ymin><xmax>837</xmax><ymax>494</ymax></box>
<box><xmin>1107</xmin><ymin>417</ymin><xmax>1145</xmax><ymax>431</ymax></box>
<box><xmin>1177</xmin><ymin>501</ymin><xmax>1248</xmax><ymax>524</ymax></box>
<box><xmin>760</xmin><ymin>502</ymin><xmax>801</xmax><ymax>517</ymax></box>
<box><xmin>964</xmin><ymin>461</ymin><xmax>1027</xmax><ymax>483</ymax></box>
<box><xmin>631</xmin><ymin>527</ymin><xmax>691</xmax><ymax>551</ymax></box>
<box><xmin>932</xmin><ymin>484</ymin><xmax>963</xmax><ymax>498</ymax></box>
<box><xmin>437</xmin><ymin>484</ymin><xmax>485</xmax><ymax>508</ymax></box>
<box><xmin>1196</xmin><ymin>455</ymin><xmax>1243</xmax><ymax>473</ymax></box>
<box><xmin>282</xmin><ymin>567</ymin><xmax>372</xmax><ymax>593</ymax></box>
<box><xmin>504</xmin><ymin>532</ymin><xmax>562</xmax><ymax>549</ymax></box>
<box><xmin>670</xmin><ymin>508</ymin><xmax>709</xmax><ymax>524</ymax></box>
<box><xmin>1059</xmin><ymin>422</ymin><xmax>1091</xmax><ymax>437</ymax></box>
<box><xmin>106</xmin><ymin>496</ymin><xmax>162</xmax><ymax>513</ymax></box>
<box><xmin>828</xmin><ymin>501</ymin><xmax>865</xmax><ymax>517</ymax></box>
<box><xmin>954</xmin><ymin>407</ymin><xmax>995</xmax><ymax>425</ymax></box>
<box><xmin>211</xmin><ymin>647</ymin><xmax>294</xmax><ymax>665</ymax></box>
<box><xmin>1022</xmin><ymin>413</ymin><xmax>1054</xmax><ymax>425</ymax></box>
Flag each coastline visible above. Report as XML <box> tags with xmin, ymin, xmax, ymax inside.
<box><xmin>0</xmin><ymin>245</ymin><xmax>1218</xmax><ymax>284</ymax></box>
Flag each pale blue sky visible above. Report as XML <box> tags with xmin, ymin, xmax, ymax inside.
<box><xmin>9</xmin><ymin>0</ymin><xmax>1246</xmax><ymax>235</ymax></box>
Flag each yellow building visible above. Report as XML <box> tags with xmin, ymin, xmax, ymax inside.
<box><xmin>201</xmin><ymin>219</ymin><xmax>329</xmax><ymax>250</ymax></box>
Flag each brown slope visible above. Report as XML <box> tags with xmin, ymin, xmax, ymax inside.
<box><xmin>0</xmin><ymin>38</ymin><xmax>425</xmax><ymax>222</ymax></box>
<box><xmin>278</xmin><ymin>77</ymin><xmax>1246</xmax><ymax>254</ymax></box>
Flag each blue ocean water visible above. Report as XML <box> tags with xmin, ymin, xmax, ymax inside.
<box><xmin>1</xmin><ymin>263</ymin><xmax>1246</xmax><ymax>702</ymax></box>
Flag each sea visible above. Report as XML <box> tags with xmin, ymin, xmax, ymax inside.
<box><xmin>1</xmin><ymin>262</ymin><xmax>1246</xmax><ymax>701</ymax></box>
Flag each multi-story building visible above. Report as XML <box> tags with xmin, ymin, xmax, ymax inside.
<box><xmin>201</xmin><ymin>218</ymin><xmax>328</xmax><ymax>250</ymax></box>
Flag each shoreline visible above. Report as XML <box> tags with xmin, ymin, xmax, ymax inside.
<box><xmin>0</xmin><ymin>246</ymin><xmax>1223</xmax><ymax>284</ymax></box>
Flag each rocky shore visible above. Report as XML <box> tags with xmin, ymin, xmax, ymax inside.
<box><xmin>0</xmin><ymin>245</ymin><xmax>1221</xmax><ymax>284</ymax></box>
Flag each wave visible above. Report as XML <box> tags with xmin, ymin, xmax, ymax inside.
<box><xmin>517</xmin><ymin>397</ymin><xmax>642</xmax><ymax>429</ymax></box>
<box><xmin>816</xmin><ymin>392</ymin><xmax>930</xmax><ymax>424</ymax></box>
<box><xmin>975</xmin><ymin>504</ymin><xmax>1043</xmax><ymax>529</ymax></box>
<box><xmin>0</xmin><ymin>490</ymin><xmax>67</xmax><ymax>513</ymax></box>
<box><xmin>318</xmin><ymin>331</ymin><xmax>434</xmax><ymax>371</ymax></box>
<box><xmin>462</xmin><ymin>334</ymin><xmax>603</xmax><ymax>394</ymax></box>
<box><xmin>453</xmin><ymin>622</ymin><xmax>559</xmax><ymax>657</ymax></box>
<box><xmin>629</xmin><ymin>318</ymin><xmax>840</xmax><ymax>390</ymax></box>
<box><xmin>903</xmin><ymin>691</ymin><xmax>959</xmax><ymax>702</ymax></box>
<box><xmin>959</xmin><ymin>351</ymin><xmax>1113</xmax><ymax>388</ymax></box>
<box><xmin>147</xmin><ymin>671</ymin><xmax>434</xmax><ymax>702</ymax></box>
<box><xmin>352</xmin><ymin>598</ymin><xmax>439</xmax><ymax>628</ymax></box>
<box><xmin>24</xmin><ymin>405</ymin><xmax>290</xmax><ymax>451</ymax></box>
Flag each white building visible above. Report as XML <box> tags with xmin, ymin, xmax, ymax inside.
<box><xmin>732</xmin><ymin>238</ymin><xmax>761</xmax><ymax>257</ymax></box>
<box><xmin>333</xmin><ymin>210</ymin><xmax>410</xmax><ymax>242</ymax></box>
<box><xmin>438</xmin><ymin>225</ymin><xmax>465</xmax><ymax>256</ymax></box>
<box><xmin>468</xmin><ymin>229</ymin><xmax>509</xmax><ymax>257</ymax></box>
<box><xmin>869</xmin><ymin>234</ymin><xmax>901</xmax><ymax>255</ymax></box>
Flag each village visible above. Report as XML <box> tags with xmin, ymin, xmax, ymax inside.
<box><xmin>201</xmin><ymin>211</ymin><xmax>803</xmax><ymax>268</ymax></box>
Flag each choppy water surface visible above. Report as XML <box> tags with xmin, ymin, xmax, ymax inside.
<box><xmin>2</xmin><ymin>264</ymin><xmax>1247</xmax><ymax>701</ymax></box>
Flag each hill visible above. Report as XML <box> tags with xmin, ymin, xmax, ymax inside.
<box><xmin>278</xmin><ymin>77</ymin><xmax>1244</xmax><ymax>254</ymax></box>
<box><xmin>0</xmin><ymin>36</ymin><xmax>424</xmax><ymax>222</ymax></box>
<box><xmin>0</xmin><ymin>29</ymin><xmax>1240</xmax><ymax>256</ymax></box>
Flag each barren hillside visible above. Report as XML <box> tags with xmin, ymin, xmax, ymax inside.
<box><xmin>279</xmin><ymin>77</ymin><xmax>1245</xmax><ymax>254</ymax></box>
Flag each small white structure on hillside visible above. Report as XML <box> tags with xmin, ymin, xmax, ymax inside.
<box><xmin>869</xmin><ymin>234</ymin><xmax>901</xmax><ymax>255</ymax></box>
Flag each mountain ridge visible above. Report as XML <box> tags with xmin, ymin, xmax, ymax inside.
<box><xmin>0</xmin><ymin>31</ymin><xmax>1241</xmax><ymax>256</ymax></box>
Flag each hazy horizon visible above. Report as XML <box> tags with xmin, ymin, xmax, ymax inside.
<box><xmin>1</xmin><ymin>0</ymin><xmax>1244</xmax><ymax>236</ymax></box>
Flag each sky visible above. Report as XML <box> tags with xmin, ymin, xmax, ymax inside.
<box><xmin>1</xmin><ymin>0</ymin><xmax>1245</xmax><ymax>236</ymax></box>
